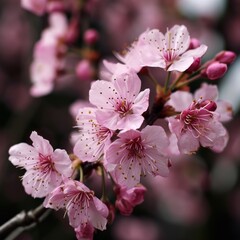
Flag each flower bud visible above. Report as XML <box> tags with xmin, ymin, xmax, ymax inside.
<box><xmin>199</xmin><ymin>100</ymin><xmax>217</xmax><ymax>111</ymax></box>
<box><xmin>75</xmin><ymin>60</ymin><xmax>94</xmax><ymax>81</ymax></box>
<box><xmin>84</xmin><ymin>29</ymin><xmax>99</xmax><ymax>45</ymax></box>
<box><xmin>65</xmin><ymin>18</ymin><xmax>79</xmax><ymax>44</ymax></box>
<box><xmin>215</xmin><ymin>51</ymin><xmax>236</xmax><ymax>64</ymax></box>
<box><xmin>189</xmin><ymin>38</ymin><xmax>200</xmax><ymax>49</ymax></box>
<box><xmin>205</xmin><ymin>61</ymin><xmax>227</xmax><ymax>80</ymax></box>
<box><xmin>186</xmin><ymin>57</ymin><xmax>201</xmax><ymax>73</ymax></box>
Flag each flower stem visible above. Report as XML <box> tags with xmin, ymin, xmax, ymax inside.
<box><xmin>146</xmin><ymin>68</ymin><xmax>159</xmax><ymax>86</ymax></box>
<box><xmin>79</xmin><ymin>165</ymin><xmax>84</xmax><ymax>182</ymax></box>
<box><xmin>164</xmin><ymin>72</ymin><xmax>171</xmax><ymax>93</ymax></box>
<box><xmin>100</xmin><ymin>165</ymin><xmax>107</xmax><ymax>201</ymax></box>
<box><xmin>170</xmin><ymin>72</ymin><xmax>185</xmax><ymax>90</ymax></box>
<box><xmin>174</xmin><ymin>74</ymin><xmax>201</xmax><ymax>89</ymax></box>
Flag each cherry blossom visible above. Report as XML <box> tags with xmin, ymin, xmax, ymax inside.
<box><xmin>44</xmin><ymin>178</ymin><xmax>109</xmax><ymax>230</ymax></box>
<box><xmin>105</xmin><ymin>125</ymin><xmax>169</xmax><ymax>188</ymax></box>
<box><xmin>115</xmin><ymin>184</ymin><xmax>146</xmax><ymax>216</ymax></box>
<box><xmin>74</xmin><ymin>222</ymin><xmax>94</xmax><ymax>240</ymax></box>
<box><xmin>167</xmin><ymin>84</ymin><xmax>230</xmax><ymax>154</ymax></box>
<box><xmin>73</xmin><ymin>107</ymin><xmax>113</xmax><ymax>162</ymax></box>
<box><xmin>8</xmin><ymin>131</ymin><xmax>73</xmax><ymax>198</ymax></box>
<box><xmin>21</xmin><ymin>0</ymin><xmax>47</xmax><ymax>16</ymax></box>
<box><xmin>140</xmin><ymin>25</ymin><xmax>207</xmax><ymax>71</ymax></box>
<box><xmin>30</xmin><ymin>13</ymin><xmax>68</xmax><ymax>97</ymax></box>
<box><xmin>89</xmin><ymin>72</ymin><xmax>150</xmax><ymax>130</ymax></box>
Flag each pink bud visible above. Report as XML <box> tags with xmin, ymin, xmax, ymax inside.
<box><xmin>189</xmin><ymin>38</ymin><xmax>200</xmax><ymax>49</ymax></box>
<box><xmin>199</xmin><ymin>100</ymin><xmax>217</xmax><ymax>111</ymax></box>
<box><xmin>215</xmin><ymin>51</ymin><xmax>236</xmax><ymax>64</ymax></box>
<box><xmin>84</xmin><ymin>29</ymin><xmax>99</xmax><ymax>45</ymax></box>
<box><xmin>206</xmin><ymin>61</ymin><xmax>227</xmax><ymax>80</ymax></box>
<box><xmin>65</xmin><ymin>18</ymin><xmax>79</xmax><ymax>44</ymax></box>
<box><xmin>186</xmin><ymin>57</ymin><xmax>201</xmax><ymax>73</ymax></box>
<box><xmin>75</xmin><ymin>60</ymin><xmax>94</xmax><ymax>81</ymax></box>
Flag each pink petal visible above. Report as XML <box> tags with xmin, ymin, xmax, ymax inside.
<box><xmin>89</xmin><ymin>198</ymin><xmax>108</xmax><ymax>230</ymax></box>
<box><xmin>167</xmin><ymin>91</ymin><xmax>193</xmax><ymax>112</ymax></box>
<box><xmin>141</xmin><ymin>125</ymin><xmax>169</xmax><ymax>154</ymax></box>
<box><xmin>89</xmin><ymin>80</ymin><xmax>116</xmax><ymax>110</ymax></box>
<box><xmin>166</xmin><ymin>25</ymin><xmax>190</xmax><ymax>55</ymax></box>
<box><xmin>178</xmin><ymin>131</ymin><xmax>200</xmax><ymax>154</ymax></box>
<box><xmin>113</xmin><ymin>72</ymin><xmax>141</xmax><ymax>101</ymax></box>
<box><xmin>133</xmin><ymin>89</ymin><xmax>150</xmax><ymax>114</ymax></box>
<box><xmin>194</xmin><ymin>83</ymin><xmax>218</xmax><ymax>101</ymax></box>
<box><xmin>9</xmin><ymin>143</ymin><xmax>38</xmax><ymax>168</ymax></box>
<box><xmin>52</xmin><ymin>149</ymin><xmax>73</xmax><ymax>177</ymax></box>
<box><xmin>30</xmin><ymin>131</ymin><xmax>53</xmax><ymax>155</ymax></box>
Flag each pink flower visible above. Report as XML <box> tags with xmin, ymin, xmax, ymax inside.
<box><xmin>21</xmin><ymin>0</ymin><xmax>47</xmax><ymax>16</ymax></box>
<box><xmin>73</xmin><ymin>107</ymin><xmax>113</xmax><ymax>162</ymax></box>
<box><xmin>167</xmin><ymin>84</ymin><xmax>230</xmax><ymax>154</ymax></box>
<box><xmin>74</xmin><ymin>222</ymin><xmax>94</xmax><ymax>240</ymax></box>
<box><xmin>89</xmin><ymin>72</ymin><xmax>150</xmax><ymax>130</ymax></box>
<box><xmin>8</xmin><ymin>131</ymin><xmax>73</xmax><ymax>198</ymax></box>
<box><xmin>30</xmin><ymin>13</ymin><xmax>68</xmax><ymax>97</ymax></box>
<box><xmin>115</xmin><ymin>184</ymin><xmax>146</xmax><ymax>216</ymax></box>
<box><xmin>105</xmin><ymin>125</ymin><xmax>169</xmax><ymax>188</ymax></box>
<box><xmin>44</xmin><ymin>179</ymin><xmax>109</xmax><ymax>231</ymax></box>
<box><xmin>140</xmin><ymin>25</ymin><xmax>207</xmax><ymax>71</ymax></box>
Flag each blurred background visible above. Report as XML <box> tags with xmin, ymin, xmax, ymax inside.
<box><xmin>0</xmin><ymin>0</ymin><xmax>240</xmax><ymax>239</ymax></box>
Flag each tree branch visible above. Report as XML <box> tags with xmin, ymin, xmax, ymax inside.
<box><xmin>0</xmin><ymin>204</ymin><xmax>51</xmax><ymax>240</ymax></box>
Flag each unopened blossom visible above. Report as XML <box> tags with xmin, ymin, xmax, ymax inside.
<box><xmin>44</xmin><ymin>179</ymin><xmax>109</xmax><ymax>230</ymax></box>
<box><xmin>215</xmin><ymin>50</ymin><xmax>236</xmax><ymax>64</ymax></box>
<box><xmin>89</xmin><ymin>72</ymin><xmax>150</xmax><ymax>130</ymax></box>
<box><xmin>115</xmin><ymin>184</ymin><xmax>146</xmax><ymax>216</ymax></box>
<box><xmin>76</xmin><ymin>60</ymin><xmax>94</xmax><ymax>81</ymax></box>
<box><xmin>8</xmin><ymin>131</ymin><xmax>73</xmax><ymax>198</ymax></box>
<box><xmin>140</xmin><ymin>25</ymin><xmax>207</xmax><ymax>72</ymax></box>
<box><xmin>73</xmin><ymin>107</ymin><xmax>113</xmax><ymax>162</ymax></box>
<box><xmin>205</xmin><ymin>61</ymin><xmax>227</xmax><ymax>80</ymax></box>
<box><xmin>21</xmin><ymin>0</ymin><xmax>47</xmax><ymax>16</ymax></box>
<box><xmin>167</xmin><ymin>84</ymin><xmax>230</xmax><ymax>154</ymax></box>
<box><xmin>84</xmin><ymin>29</ymin><xmax>99</xmax><ymax>45</ymax></box>
<box><xmin>105</xmin><ymin>125</ymin><xmax>169</xmax><ymax>188</ymax></box>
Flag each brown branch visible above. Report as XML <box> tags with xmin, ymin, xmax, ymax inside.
<box><xmin>0</xmin><ymin>204</ymin><xmax>51</xmax><ymax>240</ymax></box>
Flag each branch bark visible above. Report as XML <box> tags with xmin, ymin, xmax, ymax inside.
<box><xmin>0</xmin><ymin>204</ymin><xmax>51</xmax><ymax>240</ymax></box>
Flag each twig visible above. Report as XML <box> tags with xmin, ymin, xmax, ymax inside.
<box><xmin>0</xmin><ymin>204</ymin><xmax>51</xmax><ymax>240</ymax></box>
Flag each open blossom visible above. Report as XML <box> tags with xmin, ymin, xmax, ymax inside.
<box><xmin>140</xmin><ymin>25</ymin><xmax>207</xmax><ymax>72</ymax></box>
<box><xmin>21</xmin><ymin>0</ymin><xmax>47</xmax><ymax>16</ymax></box>
<box><xmin>73</xmin><ymin>107</ymin><xmax>113</xmax><ymax>162</ymax></box>
<box><xmin>115</xmin><ymin>184</ymin><xmax>146</xmax><ymax>216</ymax></box>
<box><xmin>105</xmin><ymin>125</ymin><xmax>169</xmax><ymax>188</ymax></box>
<box><xmin>89</xmin><ymin>72</ymin><xmax>150</xmax><ymax>130</ymax></box>
<box><xmin>8</xmin><ymin>131</ymin><xmax>73</xmax><ymax>198</ymax></box>
<box><xmin>167</xmin><ymin>83</ymin><xmax>230</xmax><ymax>154</ymax></box>
<box><xmin>30</xmin><ymin>13</ymin><xmax>68</xmax><ymax>97</ymax></box>
<box><xmin>44</xmin><ymin>179</ymin><xmax>109</xmax><ymax>231</ymax></box>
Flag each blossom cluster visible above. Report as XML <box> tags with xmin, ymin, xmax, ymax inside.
<box><xmin>8</xmin><ymin>6</ymin><xmax>236</xmax><ymax>238</ymax></box>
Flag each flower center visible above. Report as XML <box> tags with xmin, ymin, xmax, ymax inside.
<box><xmin>38</xmin><ymin>153</ymin><xmax>54</xmax><ymax>173</ymax></box>
<box><xmin>180</xmin><ymin>99</ymin><xmax>216</xmax><ymax>137</ymax></box>
<box><xmin>125</xmin><ymin>136</ymin><xmax>145</xmax><ymax>158</ymax></box>
<box><xmin>115</xmin><ymin>100</ymin><xmax>133</xmax><ymax>118</ymax></box>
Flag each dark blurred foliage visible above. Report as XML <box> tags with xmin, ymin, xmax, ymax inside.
<box><xmin>0</xmin><ymin>0</ymin><xmax>240</xmax><ymax>239</ymax></box>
